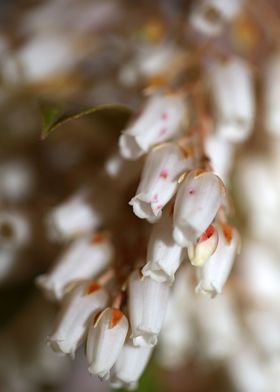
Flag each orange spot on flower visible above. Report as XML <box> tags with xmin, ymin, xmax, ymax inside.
<box><xmin>110</xmin><ymin>309</ymin><xmax>123</xmax><ymax>328</ymax></box>
<box><xmin>199</xmin><ymin>224</ymin><xmax>215</xmax><ymax>243</ymax></box>
<box><xmin>91</xmin><ymin>233</ymin><xmax>106</xmax><ymax>244</ymax></box>
<box><xmin>222</xmin><ymin>223</ymin><xmax>233</xmax><ymax>243</ymax></box>
<box><xmin>85</xmin><ymin>281</ymin><xmax>101</xmax><ymax>295</ymax></box>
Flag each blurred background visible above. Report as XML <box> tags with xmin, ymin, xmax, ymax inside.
<box><xmin>1</xmin><ymin>0</ymin><xmax>280</xmax><ymax>391</ymax></box>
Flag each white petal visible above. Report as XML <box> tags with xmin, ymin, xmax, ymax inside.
<box><xmin>110</xmin><ymin>343</ymin><xmax>152</xmax><ymax>390</ymax></box>
<box><xmin>129</xmin><ymin>143</ymin><xmax>190</xmax><ymax>222</ymax></box>
<box><xmin>196</xmin><ymin>224</ymin><xmax>238</xmax><ymax>297</ymax></box>
<box><xmin>0</xmin><ymin>159</ymin><xmax>34</xmax><ymax>202</ymax></box>
<box><xmin>36</xmin><ymin>233</ymin><xmax>113</xmax><ymax>301</ymax></box>
<box><xmin>158</xmin><ymin>266</ymin><xmax>195</xmax><ymax>368</ymax></box>
<box><xmin>119</xmin><ymin>94</ymin><xmax>186</xmax><ymax>160</ymax></box>
<box><xmin>46</xmin><ymin>191</ymin><xmax>99</xmax><ymax>242</ymax></box>
<box><xmin>204</xmin><ymin>134</ymin><xmax>235</xmax><ymax>184</ymax></box>
<box><xmin>173</xmin><ymin>170</ymin><xmax>225</xmax><ymax>247</ymax></box>
<box><xmin>227</xmin><ymin>347</ymin><xmax>272</xmax><ymax>392</ymax></box>
<box><xmin>86</xmin><ymin>308</ymin><xmax>128</xmax><ymax>379</ymax></box>
<box><xmin>142</xmin><ymin>212</ymin><xmax>185</xmax><ymax>282</ymax></box>
<box><xmin>128</xmin><ymin>271</ymin><xmax>170</xmax><ymax>346</ymax></box>
<box><xmin>189</xmin><ymin>0</ymin><xmax>243</xmax><ymax>37</ymax></box>
<box><xmin>208</xmin><ymin>57</ymin><xmax>255</xmax><ymax>142</ymax></box>
<box><xmin>238</xmin><ymin>241</ymin><xmax>280</xmax><ymax>305</ymax></box>
<box><xmin>48</xmin><ymin>282</ymin><xmax>109</xmax><ymax>357</ymax></box>
<box><xmin>264</xmin><ymin>52</ymin><xmax>280</xmax><ymax>136</ymax></box>
<box><xmin>195</xmin><ymin>292</ymin><xmax>242</xmax><ymax>361</ymax></box>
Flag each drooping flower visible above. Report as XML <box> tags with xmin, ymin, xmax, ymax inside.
<box><xmin>119</xmin><ymin>94</ymin><xmax>187</xmax><ymax>160</ymax></box>
<box><xmin>110</xmin><ymin>343</ymin><xmax>153</xmax><ymax>390</ymax></box>
<box><xmin>128</xmin><ymin>270</ymin><xmax>170</xmax><ymax>347</ymax></box>
<box><xmin>129</xmin><ymin>142</ymin><xmax>190</xmax><ymax>223</ymax></box>
<box><xmin>207</xmin><ymin>56</ymin><xmax>255</xmax><ymax>142</ymax></box>
<box><xmin>142</xmin><ymin>212</ymin><xmax>185</xmax><ymax>282</ymax></box>
<box><xmin>195</xmin><ymin>292</ymin><xmax>242</xmax><ymax>360</ymax></box>
<box><xmin>36</xmin><ymin>233</ymin><xmax>113</xmax><ymax>301</ymax></box>
<box><xmin>196</xmin><ymin>223</ymin><xmax>239</xmax><ymax>297</ymax></box>
<box><xmin>158</xmin><ymin>266</ymin><xmax>195</xmax><ymax>369</ymax></box>
<box><xmin>204</xmin><ymin>134</ymin><xmax>235</xmax><ymax>184</ymax></box>
<box><xmin>173</xmin><ymin>169</ymin><xmax>225</xmax><ymax>247</ymax></box>
<box><xmin>46</xmin><ymin>191</ymin><xmax>99</xmax><ymax>242</ymax></box>
<box><xmin>48</xmin><ymin>281</ymin><xmax>109</xmax><ymax>357</ymax></box>
<box><xmin>187</xmin><ymin>224</ymin><xmax>219</xmax><ymax>267</ymax></box>
<box><xmin>86</xmin><ymin>307</ymin><xmax>129</xmax><ymax>379</ymax></box>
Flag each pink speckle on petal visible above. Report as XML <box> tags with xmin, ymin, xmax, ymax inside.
<box><xmin>156</xmin><ymin>204</ymin><xmax>163</xmax><ymax>210</ymax></box>
<box><xmin>161</xmin><ymin>112</ymin><xmax>168</xmax><ymax>120</ymax></box>
<box><xmin>188</xmin><ymin>189</ymin><xmax>195</xmax><ymax>195</ymax></box>
<box><xmin>153</xmin><ymin>194</ymin><xmax>158</xmax><ymax>201</ymax></box>
<box><xmin>160</xmin><ymin>169</ymin><xmax>168</xmax><ymax>179</ymax></box>
<box><xmin>159</xmin><ymin>127</ymin><xmax>166</xmax><ymax>136</ymax></box>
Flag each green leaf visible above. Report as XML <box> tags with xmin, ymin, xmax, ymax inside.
<box><xmin>40</xmin><ymin>103</ymin><xmax>133</xmax><ymax>140</ymax></box>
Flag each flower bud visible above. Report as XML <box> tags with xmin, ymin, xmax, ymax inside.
<box><xmin>173</xmin><ymin>170</ymin><xmax>225</xmax><ymax>247</ymax></box>
<box><xmin>36</xmin><ymin>233</ymin><xmax>113</xmax><ymax>301</ymax></box>
<box><xmin>142</xmin><ymin>212</ymin><xmax>185</xmax><ymax>282</ymax></box>
<box><xmin>129</xmin><ymin>143</ymin><xmax>190</xmax><ymax>223</ymax></box>
<box><xmin>48</xmin><ymin>282</ymin><xmax>109</xmax><ymax>357</ymax></box>
<box><xmin>128</xmin><ymin>271</ymin><xmax>170</xmax><ymax>347</ymax></box>
<box><xmin>110</xmin><ymin>344</ymin><xmax>153</xmax><ymax>390</ymax></box>
<box><xmin>119</xmin><ymin>94</ymin><xmax>186</xmax><ymax>160</ymax></box>
<box><xmin>196</xmin><ymin>224</ymin><xmax>238</xmax><ymax>297</ymax></box>
<box><xmin>188</xmin><ymin>224</ymin><xmax>219</xmax><ymax>267</ymax></box>
<box><xmin>87</xmin><ymin>308</ymin><xmax>128</xmax><ymax>379</ymax></box>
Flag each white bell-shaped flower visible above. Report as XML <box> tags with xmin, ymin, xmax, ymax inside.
<box><xmin>195</xmin><ymin>292</ymin><xmax>242</xmax><ymax>361</ymax></box>
<box><xmin>196</xmin><ymin>224</ymin><xmax>238</xmax><ymax>297</ymax></box>
<box><xmin>0</xmin><ymin>211</ymin><xmax>31</xmax><ymax>250</ymax></box>
<box><xmin>173</xmin><ymin>169</ymin><xmax>225</xmax><ymax>247</ymax></box>
<box><xmin>46</xmin><ymin>191</ymin><xmax>99</xmax><ymax>242</ymax></box>
<box><xmin>245</xmin><ymin>309</ymin><xmax>280</xmax><ymax>358</ymax></box>
<box><xmin>204</xmin><ymin>134</ymin><xmax>235</xmax><ymax>184</ymax></box>
<box><xmin>189</xmin><ymin>0</ymin><xmax>243</xmax><ymax>37</ymax></box>
<box><xmin>0</xmin><ymin>159</ymin><xmax>34</xmax><ymax>202</ymax></box>
<box><xmin>86</xmin><ymin>307</ymin><xmax>129</xmax><ymax>379</ymax></box>
<box><xmin>119</xmin><ymin>94</ymin><xmax>186</xmax><ymax>160</ymax></box>
<box><xmin>208</xmin><ymin>57</ymin><xmax>255</xmax><ymax>142</ymax></box>
<box><xmin>142</xmin><ymin>212</ymin><xmax>185</xmax><ymax>282</ymax></box>
<box><xmin>264</xmin><ymin>52</ymin><xmax>280</xmax><ymax>136</ymax></box>
<box><xmin>238</xmin><ymin>241</ymin><xmax>280</xmax><ymax>306</ymax></box>
<box><xmin>227</xmin><ymin>346</ymin><xmax>272</xmax><ymax>392</ymax></box>
<box><xmin>129</xmin><ymin>143</ymin><xmax>190</xmax><ymax>223</ymax></box>
<box><xmin>48</xmin><ymin>281</ymin><xmax>109</xmax><ymax>357</ymax></box>
<box><xmin>188</xmin><ymin>224</ymin><xmax>219</xmax><ymax>267</ymax></box>
<box><xmin>36</xmin><ymin>233</ymin><xmax>113</xmax><ymax>301</ymax></box>
<box><xmin>158</xmin><ymin>266</ymin><xmax>195</xmax><ymax>369</ymax></box>
<box><xmin>110</xmin><ymin>343</ymin><xmax>153</xmax><ymax>390</ymax></box>
<box><xmin>128</xmin><ymin>271</ymin><xmax>170</xmax><ymax>347</ymax></box>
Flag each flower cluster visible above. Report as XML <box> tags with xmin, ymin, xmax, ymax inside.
<box><xmin>36</xmin><ymin>80</ymin><xmax>242</xmax><ymax>388</ymax></box>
